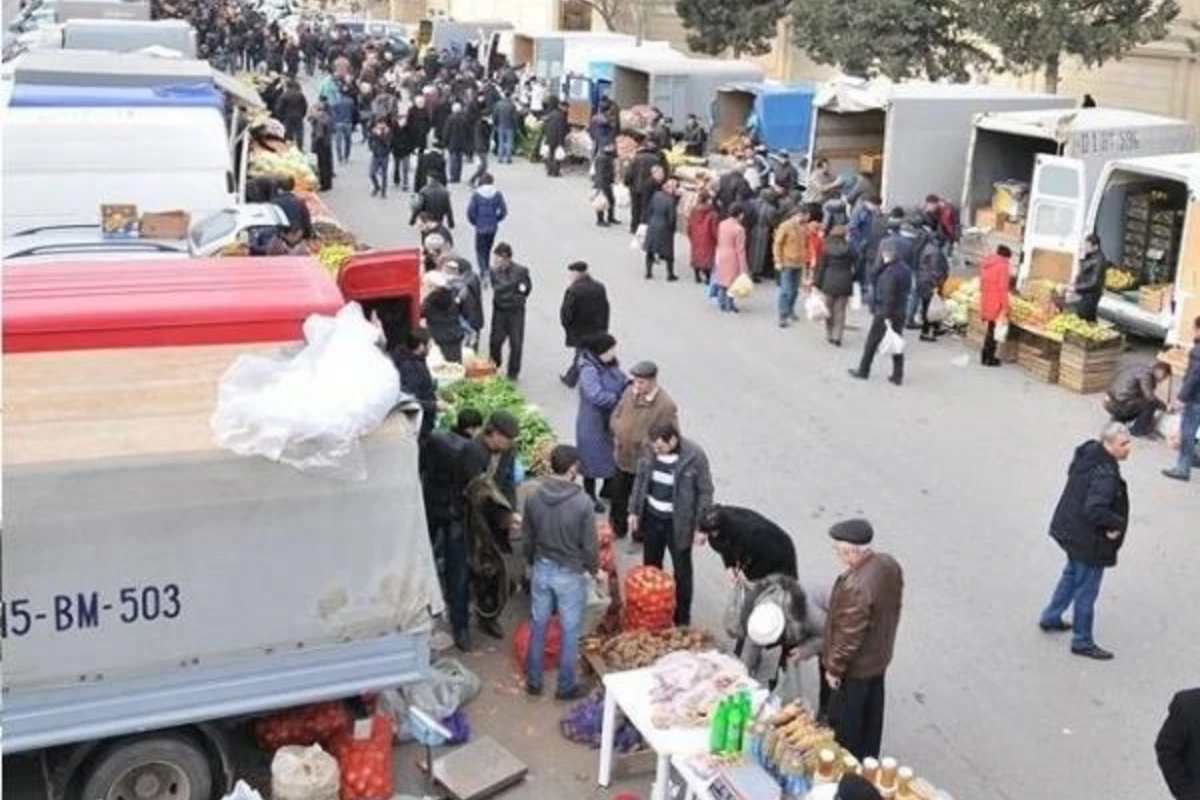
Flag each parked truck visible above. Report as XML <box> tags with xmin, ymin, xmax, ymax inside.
<box><xmin>961</xmin><ymin>107</ymin><xmax>1196</xmax><ymax>271</ymax></box>
<box><xmin>609</xmin><ymin>53</ymin><xmax>764</xmax><ymax>126</ymax></box>
<box><xmin>808</xmin><ymin>77</ymin><xmax>1074</xmax><ymax>211</ymax></box>
<box><xmin>1</xmin><ymin>253</ymin><xmax>440</xmax><ymax>800</ymax></box>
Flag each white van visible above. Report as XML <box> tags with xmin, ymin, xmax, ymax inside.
<box><xmin>1018</xmin><ymin>152</ymin><xmax>1200</xmax><ymax>344</ymax></box>
<box><xmin>2</xmin><ymin>106</ymin><xmax>241</xmax><ymax>236</ymax></box>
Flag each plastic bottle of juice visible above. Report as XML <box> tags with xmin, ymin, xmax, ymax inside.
<box><xmin>725</xmin><ymin>695</ymin><xmax>745</xmax><ymax>754</ymax></box>
<box><xmin>709</xmin><ymin>698</ymin><xmax>730</xmax><ymax>754</ymax></box>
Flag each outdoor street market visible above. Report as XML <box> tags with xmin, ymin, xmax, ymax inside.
<box><xmin>2</xmin><ymin>5</ymin><xmax>1200</xmax><ymax>800</ymax></box>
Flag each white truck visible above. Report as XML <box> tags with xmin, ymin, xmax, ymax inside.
<box><xmin>1</xmin><ymin>256</ymin><xmax>443</xmax><ymax>800</ymax></box>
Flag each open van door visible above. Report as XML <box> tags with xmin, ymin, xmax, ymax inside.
<box><xmin>236</xmin><ymin>127</ymin><xmax>250</xmax><ymax>201</ymax></box>
<box><xmin>1018</xmin><ymin>155</ymin><xmax>1087</xmax><ymax>286</ymax></box>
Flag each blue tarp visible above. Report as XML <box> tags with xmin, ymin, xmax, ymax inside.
<box><xmin>8</xmin><ymin>82</ymin><xmax>225</xmax><ymax>109</ymax></box>
<box><xmin>719</xmin><ymin>81</ymin><xmax>816</xmax><ymax>153</ymax></box>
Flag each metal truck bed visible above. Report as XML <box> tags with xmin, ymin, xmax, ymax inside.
<box><xmin>2</xmin><ymin>343</ymin><xmax>444</xmax><ymax>754</ymax></box>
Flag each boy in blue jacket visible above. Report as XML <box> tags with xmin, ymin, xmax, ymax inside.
<box><xmin>466</xmin><ymin>173</ymin><xmax>509</xmax><ymax>284</ymax></box>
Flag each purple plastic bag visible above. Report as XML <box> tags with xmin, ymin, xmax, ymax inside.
<box><xmin>440</xmin><ymin>710</ymin><xmax>471</xmax><ymax>745</ymax></box>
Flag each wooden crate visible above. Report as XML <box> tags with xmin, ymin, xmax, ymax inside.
<box><xmin>1138</xmin><ymin>284</ymin><xmax>1171</xmax><ymax>313</ymax></box>
<box><xmin>1016</xmin><ymin>329</ymin><xmax>1061</xmax><ymax>383</ymax></box>
<box><xmin>1058</xmin><ymin>334</ymin><xmax>1124</xmax><ymax>394</ymax></box>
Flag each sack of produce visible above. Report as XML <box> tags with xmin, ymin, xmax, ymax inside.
<box><xmin>622</xmin><ymin>566</ymin><xmax>676</xmax><ymax>632</ymax></box>
<box><xmin>401</xmin><ymin>658</ymin><xmax>482</xmax><ymax>720</ymax></box>
<box><xmin>513</xmin><ymin>615</ymin><xmax>563</xmax><ymax>670</ymax></box>
<box><xmin>221</xmin><ymin>781</ymin><xmax>266</xmax><ymax>800</ymax></box>
<box><xmin>560</xmin><ymin>690</ymin><xmax>644</xmax><ymax>751</ymax></box>
<box><xmin>255</xmin><ymin>702</ymin><xmax>353</xmax><ymax>750</ymax></box>
<box><xmin>328</xmin><ymin>713</ymin><xmax>395</xmax><ymax>800</ymax></box>
<box><xmin>272</xmin><ymin>745</ymin><xmax>340</xmax><ymax>800</ymax></box>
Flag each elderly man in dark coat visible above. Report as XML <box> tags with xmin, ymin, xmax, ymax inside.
<box><xmin>1156</xmin><ymin>687</ymin><xmax>1200</xmax><ymax>799</ymax></box>
<box><xmin>559</xmin><ymin>261</ymin><xmax>610</xmax><ymax>388</ymax></box>
<box><xmin>642</xmin><ymin>178</ymin><xmax>679</xmax><ymax>281</ymax></box>
<box><xmin>1038</xmin><ymin>422</ymin><xmax>1131</xmax><ymax>661</ymax></box>
<box><xmin>573</xmin><ymin>333</ymin><xmax>628</xmax><ymax>512</ymax></box>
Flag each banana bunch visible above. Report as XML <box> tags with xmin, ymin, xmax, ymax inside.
<box><xmin>1105</xmin><ymin>269</ymin><xmax>1137</xmax><ymax>291</ymax></box>
<box><xmin>317</xmin><ymin>243</ymin><xmax>354</xmax><ymax>278</ymax></box>
<box><xmin>1046</xmin><ymin>313</ymin><xmax>1120</xmax><ymax>341</ymax></box>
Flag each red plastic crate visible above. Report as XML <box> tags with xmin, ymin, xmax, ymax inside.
<box><xmin>3</xmin><ymin>257</ymin><xmax>345</xmax><ymax>353</ymax></box>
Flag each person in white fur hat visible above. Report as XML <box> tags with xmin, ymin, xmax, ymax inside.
<box><xmin>738</xmin><ymin>575</ymin><xmax>827</xmax><ymax>701</ymax></box>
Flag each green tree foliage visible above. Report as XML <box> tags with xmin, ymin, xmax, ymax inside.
<box><xmin>970</xmin><ymin>0</ymin><xmax>1180</xmax><ymax>92</ymax></box>
<box><xmin>675</xmin><ymin>0</ymin><xmax>789</xmax><ymax>57</ymax></box>
<box><xmin>788</xmin><ymin>0</ymin><xmax>992</xmax><ymax>81</ymax></box>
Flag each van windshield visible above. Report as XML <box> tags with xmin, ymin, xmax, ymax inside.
<box><xmin>190</xmin><ymin>209</ymin><xmax>238</xmax><ymax>252</ymax></box>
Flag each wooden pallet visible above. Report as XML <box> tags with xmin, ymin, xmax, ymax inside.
<box><xmin>1058</xmin><ymin>335</ymin><xmax>1123</xmax><ymax>394</ymax></box>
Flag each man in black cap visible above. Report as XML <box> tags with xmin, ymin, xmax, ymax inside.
<box><xmin>488</xmin><ymin>243</ymin><xmax>532</xmax><ymax>381</ymax></box>
<box><xmin>559</xmin><ymin>261</ymin><xmax>610</xmax><ymax>387</ymax></box>
<box><xmin>821</xmin><ymin>518</ymin><xmax>904</xmax><ymax>759</ymax></box>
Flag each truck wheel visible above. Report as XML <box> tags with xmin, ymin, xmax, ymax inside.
<box><xmin>78</xmin><ymin>734</ymin><xmax>214</xmax><ymax>800</ymax></box>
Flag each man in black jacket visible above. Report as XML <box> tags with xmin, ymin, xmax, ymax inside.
<box><xmin>414</xmin><ymin>144</ymin><xmax>448</xmax><ymax>193</ymax></box>
<box><xmin>625</xmin><ymin>141</ymin><xmax>666</xmax><ymax>232</ymax></box>
<box><xmin>1104</xmin><ymin>361</ymin><xmax>1170</xmax><ymax>437</ymax></box>
<box><xmin>1156</xmin><ymin>687</ymin><xmax>1200</xmax><ymax>799</ymax></box>
<box><xmin>493</xmin><ymin>92</ymin><xmax>519</xmax><ymax>163</ymax></box>
<box><xmin>391</xmin><ymin>328</ymin><xmax>438</xmax><ymax>440</ymax></box>
<box><xmin>559</xmin><ymin>261</ymin><xmax>610</xmax><ymax>387</ymax></box>
<box><xmin>488</xmin><ymin>243</ymin><xmax>533</xmax><ymax>381</ymax></box>
<box><xmin>697</xmin><ymin>504</ymin><xmax>798</xmax><ymax>581</ymax></box>
<box><xmin>542</xmin><ymin>100</ymin><xmax>569</xmax><ymax>177</ymax></box>
<box><xmin>407</xmin><ymin>95</ymin><xmax>433</xmax><ymax>159</ymax></box>
<box><xmin>850</xmin><ymin>240</ymin><xmax>911</xmax><ymax>386</ymax></box>
<box><xmin>273</xmin><ymin>79</ymin><xmax>309</xmax><ymax>149</ymax></box>
<box><xmin>442</xmin><ymin>101</ymin><xmax>472</xmax><ymax>183</ymax></box>
<box><xmin>1164</xmin><ymin>314</ymin><xmax>1200</xmax><ymax>482</ymax></box>
<box><xmin>1072</xmin><ymin>233</ymin><xmax>1107</xmax><ymax>323</ymax></box>
<box><xmin>715</xmin><ymin>164</ymin><xmax>754</xmax><ymax>219</ymax></box>
<box><xmin>1038</xmin><ymin>422</ymin><xmax>1132</xmax><ymax>660</ymax></box>
<box><xmin>592</xmin><ymin>143</ymin><xmax>618</xmax><ymax>227</ymax></box>
<box><xmin>410</xmin><ymin>177</ymin><xmax>454</xmax><ymax>229</ymax></box>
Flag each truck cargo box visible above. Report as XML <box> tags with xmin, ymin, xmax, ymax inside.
<box><xmin>2</xmin><ymin>259</ymin><xmax>443</xmax><ymax>753</ymax></box>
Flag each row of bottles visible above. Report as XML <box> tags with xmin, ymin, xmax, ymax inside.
<box><xmin>708</xmin><ymin>690</ymin><xmax>753</xmax><ymax>755</ymax></box>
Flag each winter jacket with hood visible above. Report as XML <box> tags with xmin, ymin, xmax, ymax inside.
<box><xmin>560</xmin><ymin>274</ymin><xmax>610</xmax><ymax>348</ymax></box>
<box><xmin>467</xmin><ymin>185</ymin><xmax>508</xmax><ymax>234</ymax></box>
<box><xmin>523</xmin><ymin>477</ymin><xmax>599</xmax><ymax>574</ymax></box>
<box><xmin>1049</xmin><ymin>439</ymin><xmax>1129</xmax><ymax>568</ymax></box>
<box><xmin>687</xmin><ymin>203</ymin><xmax>719</xmax><ymax>269</ymax></box>
<box><xmin>815</xmin><ymin>238</ymin><xmax>856</xmax><ymax>299</ymax></box>
<box><xmin>979</xmin><ymin>253</ymin><xmax>1011</xmax><ymax>323</ymax></box>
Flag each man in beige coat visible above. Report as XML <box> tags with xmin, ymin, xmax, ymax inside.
<box><xmin>608</xmin><ymin>360</ymin><xmax>679</xmax><ymax>543</ymax></box>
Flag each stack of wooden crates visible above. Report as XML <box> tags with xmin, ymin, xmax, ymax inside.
<box><xmin>1058</xmin><ymin>332</ymin><xmax>1125</xmax><ymax>394</ymax></box>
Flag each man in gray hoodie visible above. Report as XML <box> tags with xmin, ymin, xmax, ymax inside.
<box><xmin>523</xmin><ymin>445</ymin><xmax>600</xmax><ymax>700</ymax></box>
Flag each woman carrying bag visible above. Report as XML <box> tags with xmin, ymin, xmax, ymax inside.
<box><xmin>574</xmin><ymin>334</ymin><xmax>628</xmax><ymax>513</ymax></box>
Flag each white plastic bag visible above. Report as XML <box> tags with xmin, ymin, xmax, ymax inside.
<box><xmin>630</xmin><ymin>223</ymin><xmax>648</xmax><ymax>251</ymax></box>
<box><xmin>222</xmin><ymin>782</ymin><xmax>266</xmax><ymax>800</ymax></box>
<box><xmin>850</xmin><ymin>283</ymin><xmax>864</xmax><ymax>311</ymax></box>
<box><xmin>555</xmin><ymin>145</ymin><xmax>566</xmax><ymax>161</ymax></box>
<box><xmin>539</xmin><ymin>141</ymin><xmax>549</xmax><ymax>158</ymax></box>
<box><xmin>995</xmin><ymin>316</ymin><xmax>1010</xmax><ymax>342</ymax></box>
<box><xmin>614</xmin><ymin>184</ymin><xmax>631</xmax><ymax>209</ymax></box>
<box><xmin>805</xmin><ymin>292</ymin><xmax>830</xmax><ymax>322</ymax></box>
<box><xmin>401</xmin><ymin>657</ymin><xmax>482</xmax><ymax>720</ymax></box>
<box><xmin>729</xmin><ymin>272</ymin><xmax>754</xmax><ymax>299</ymax></box>
<box><xmin>272</xmin><ymin>746</ymin><xmax>339</xmax><ymax>800</ymax></box>
<box><xmin>211</xmin><ymin>302</ymin><xmax>402</xmax><ymax>481</ymax></box>
<box><xmin>590</xmin><ymin>189</ymin><xmax>610</xmax><ymax>213</ymax></box>
<box><xmin>925</xmin><ymin>294</ymin><xmax>947</xmax><ymax>324</ymax></box>
<box><xmin>879</xmin><ymin>321</ymin><xmax>906</xmax><ymax>356</ymax></box>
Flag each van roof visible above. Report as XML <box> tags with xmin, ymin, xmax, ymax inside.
<box><xmin>611</xmin><ymin>53</ymin><xmax>763</xmax><ymax>78</ymax></box>
<box><xmin>1101</xmin><ymin>152</ymin><xmax>1200</xmax><ymax>187</ymax></box>
<box><xmin>976</xmin><ymin>107</ymin><xmax>1193</xmax><ymax>140</ymax></box>
<box><xmin>63</xmin><ymin>18</ymin><xmax>193</xmax><ymax>28</ymax></box>
<box><xmin>13</xmin><ymin>49</ymin><xmax>213</xmax><ymax>85</ymax></box>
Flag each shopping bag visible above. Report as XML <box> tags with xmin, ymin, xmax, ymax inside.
<box><xmin>995</xmin><ymin>316</ymin><xmax>1010</xmax><ymax>342</ymax></box>
<box><xmin>925</xmin><ymin>294</ymin><xmax>947</xmax><ymax>324</ymax></box>
<box><xmin>539</xmin><ymin>142</ymin><xmax>549</xmax><ymax>158</ymax></box>
<box><xmin>554</xmin><ymin>145</ymin><xmax>566</xmax><ymax>161</ymax></box>
<box><xmin>630</xmin><ymin>223</ymin><xmax>648</xmax><ymax>252</ymax></box>
<box><xmin>589</xmin><ymin>189</ymin><xmax>610</xmax><ymax>212</ymax></box>
<box><xmin>850</xmin><ymin>283</ymin><xmax>864</xmax><ymax>312</ymax></box>
<box><xmin>805</xmin><ymin>292</ymin><xmax>830</xmax><ymax>322</ymax></box>
<box><xmin>729</xmin><ymin>273</ymin><xmax>754</xmax><ymax>299</ymax></box>
<box><xmin>722</xmin><ymin>579</ymin><xmax>751</xmax><ymax>639</ymax></box>
<box><xmin>614</xmin><ymin>184</ymin><xmax>631</xmax><ymax>209</ymax></box>
<box><xmin>878</xmin><ymin>321</ymin><xmax>906</xmax><ymax>356</ymax></box>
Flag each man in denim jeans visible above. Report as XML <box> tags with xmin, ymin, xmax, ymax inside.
<box><xmin>523</xmin><ymin>445</ymin><xmax>600</xmax><ymax>700</ymax></box>
<box><xmin>1039</xmin><ymin>422</ymin><xmax>1131</xmax><ymax>661</ymax></box>
<box><xmin>1163</xmin><ymin>314</ymin><xmax>1200</xmax><ymax>482</ymax></box>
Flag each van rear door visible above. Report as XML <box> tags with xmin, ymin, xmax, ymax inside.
<box><xmin>1018</xmin><ymin>155</ymin><xmax>1087</xmax><ymax>285</ymax></box>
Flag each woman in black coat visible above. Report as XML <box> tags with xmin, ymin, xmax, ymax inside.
<box><xmin>697</xmin><ymin>504</ymin><xmax>798</xmax><ymax>581</ymax></box>
<box><xmin>641</xmin><ymin>179</ymin><xmax>678</xmax><ymax>281</ymax></box>
<box><xmin>815</xmin><ymin>224</ymin><xmax>857</xmax><ymax>346</ymax></box>
<box><xmin>421</xmin><ymin>277</ymin><xmax>464</xmax><ymax>363</ymax></box>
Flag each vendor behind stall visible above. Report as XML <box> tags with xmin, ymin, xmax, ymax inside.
<box><xmin>256</xmin><ymin>194</ymin><xmax>312</xmax><ymax>256</ymax></box>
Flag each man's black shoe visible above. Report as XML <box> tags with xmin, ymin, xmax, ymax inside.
<box><xmin>1039</xmin><ymin>620</ymin><xmax>1071</xmax><ymax>632</ymax></box>
<box><xmin>454</xmin><ymin>630</ymin><xmax>472</xmax><ymax>653</ymax></box>
<box><xmin>479</xmin><ymin>616</ymin><xmax>504</xmax><ymax>640</ymax></box>
<box><xmin>526</xmin><ymin>682</ymin><xmax>543</xmax><ymax>697</ymax></box>
<box><xmin>1071</xmin><ymin>644</ymin><xmax>1114</xmax><ymax>660</ymax></box>
<box><xmin>848</xmin><ymin>369</ymin><xmax>868</xmax><ymax>380</ymax></box>
<box><xmin>555</xmin><ymin>686</ymin><xmax>585</xmax><ymax>701</ymax></box>
<box><xmin>888</xmin><ymin>375</ymin><xmax>903</xmax><ymax>386</ymax></box>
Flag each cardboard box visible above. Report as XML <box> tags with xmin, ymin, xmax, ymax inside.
<box><xmin>1000</xmin><ymin>217</ymin><xmax>1025</xmax><ymax>238</ymax></box>
<box><xmin>139</xmin><ymin>210</ymin><xmax>191</xmax><ymax>240</ymax></box>
<box><xmin>974</xmin><ymin>207</ymin><xmax>997</xmax><ymax>230</ymax></box>
<box><xmin>857</xmin><ymin>152</ymin><xmax>882</xmax><ymax>175</ymax></box>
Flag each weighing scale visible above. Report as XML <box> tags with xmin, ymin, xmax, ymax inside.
<box><xmin>429</xmin><ymin>735</ymin><xmax>528</xmax><ymax>800</ymax></box>
<box><xmin>707</xmin><ymin>762</ymin><xmax>782</xmax><ymax>800</ymax></box>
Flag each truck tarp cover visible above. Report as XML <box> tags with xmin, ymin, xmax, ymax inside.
<box><xmin>813</xmin><ymin>76</ymin><xmax>888</xmax><ymax>113</ymax></box>
<box><xmin>721</xmin><ymin>81</ymin><xmax>815</xmax><ymax>152</ymax></box>
<box><xmin>8</xmin><ymin>81</ymin><xmax>223</xmax><ymax>107</ymax></box>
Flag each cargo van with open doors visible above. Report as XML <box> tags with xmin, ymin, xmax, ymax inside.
<box><xmin>1017</xmin><ymin>152</ymin><xmax>1200</xmax><ymax>344</ymax></box>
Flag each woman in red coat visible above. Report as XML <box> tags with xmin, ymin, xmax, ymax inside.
<box><xmin>978</xmin><ymin>244</ymin><xmax>1012</xmax><ymax>367</ymax></box>
<box><xmin>687</xmin><ymin>189</ymin><xmax>719</xmax><ymax>285</ymax></box>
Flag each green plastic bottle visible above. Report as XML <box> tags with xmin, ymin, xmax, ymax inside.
<box><xmin>709</xmin><ymin>697</ymin><xmax>730</xmax><ymax>754</ymax></box>
<box><xmin>725</xmin><ymin>695</ymin><xmax>745</xmax><ymax>754</ymax></box>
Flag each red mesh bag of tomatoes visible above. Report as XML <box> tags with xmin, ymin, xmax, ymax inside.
<box><xmin>329</xmin><ymin>712</ymin><xmax>395</xmax><ymax>800</ymax></box>
<box><xmin>255</xmin><ymin>702</ymin><xmax>353</xmax><ymax>751</ymax></box>
<box><xmin>512</xmin><ymin>615</ymin><xmax>562</xmax><ymax>669</ymax></box>
<box><xmin>621</xmin><ymin>565</ymin><xmax>676</xmax><ymax>632</ymax></box>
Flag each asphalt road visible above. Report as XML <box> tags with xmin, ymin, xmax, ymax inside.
<box><xmin>320</xmin><ymin>137</ymin><xmax>1200</xmax><ymax>799</ymax></box>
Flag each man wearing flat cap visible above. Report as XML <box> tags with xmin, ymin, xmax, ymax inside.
<box><xmin>608</xmin><ymin>360</ymin><xmax>680</xmax><ymax>542</ymax></box>
<box><xmin>822</xmin><ymin>518</ymin><xmax>904</xmax><ymax>759</ymax></box>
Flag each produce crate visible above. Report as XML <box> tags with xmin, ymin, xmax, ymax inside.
<box><xmin>1138</xmin><ymin>284</ymin><xmax>1171</xmax><ymax>313</ymax></box>
<box><xmin>1016</xmin><ymin>328</ymin><xmax>1061</xmax><ymax>383</ymax></box>
<box><xmin>1058</xmin><ymin>334</ymin><xmax>1123</xmax><ymax>394</ymax></box>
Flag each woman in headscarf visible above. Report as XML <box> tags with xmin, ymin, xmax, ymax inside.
<box><xmin>574</xmin><ymin>333</ymin><xmax>628</xmax><ymax>513</ymax></box>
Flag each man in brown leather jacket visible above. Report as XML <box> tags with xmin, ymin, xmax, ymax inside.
<box><xmin>608</xmin><ymin>360</ymin><xmax>680</xmax><ymax>543</ymax></box>
<box><xmin>821</xmin><ymin>519</ymin><xmax>904</xmax><ymax>759</ymax></box>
